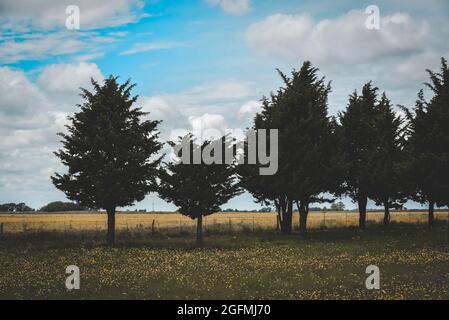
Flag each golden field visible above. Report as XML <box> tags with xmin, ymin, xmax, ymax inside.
<box><xmin>0</xmin><ymin>210</ymin><xmax>447</xmax><ymax>233</ymax></box>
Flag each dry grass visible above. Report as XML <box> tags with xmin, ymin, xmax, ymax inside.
<box><xmin>0</xmin><ymin>210</ymin><xmax>447</xmax><ymax>234</ymax></box>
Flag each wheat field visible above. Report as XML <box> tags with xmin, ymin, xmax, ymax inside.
<box><xmin>0</xmin><ymin>211</ymin><xmax>447</xmax><ymax>234</ymax></box>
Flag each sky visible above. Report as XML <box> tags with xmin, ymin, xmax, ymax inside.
<box><xmin>1</xmin><ymin>0</ymin><xmax>448</xmax><ymax>211</ymax></box>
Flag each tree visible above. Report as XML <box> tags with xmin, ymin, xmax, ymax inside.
<box><xmin>0</xmin><ymin>203</ymin><xmax>34</xmax><ymax>212</ymax></box>
<box><xmin>277</xmin><ymin>62</ymin><xmax>343</xmax><ymax>234</ymax></box>
<box><xmin>238</xmin><ymin>96</ymin><xmax>293</xmax><ymax>233</ymax></box>
<box><xmin>368</xmin><ymin>93</ymin><xmax>408</xmax><ymax>226</ymax></box>
<box><xmin>52</xmin><ymin>76</ymin><xmax>162</xmax><ymax>245</ymax></box>
<box><xmin>158</xmin><ymin>136</ymin><xmax>242</xmax><ymax>246</ymax></box>
<box><xmin>330</xmin><ymin>201</ymin><xmax>345</xmax><ymax>211</ymax></box>
<box><xmin>338</xmin><ymin>82</ymin><xmax>381</xmax><ymax>229</ymax></box>
<box><xmin>239</xmin><ymin>61</ymin><xmax>343</xmax><ymax>234</ymax></box>
<box><xmin>40</xmin><ymin>201</ymin><xmax>86</xmax><ymax>212</ymax></box>
<box><xmin>404</xmin><ymin>58</ymin><xmax>449</xmax><ymax>228</ymax></box>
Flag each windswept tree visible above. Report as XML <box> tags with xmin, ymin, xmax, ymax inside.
<box><xmin>52</xmin><ymin>76</ymin><xmax>162</xmax><ymax>245</ymax></box>
<box><xmin>368</xmin><ymin>93</ymin><xmax>408</xmax><ymax>226</ymax></box>
<box><xmin>338</xmin><ymin>82</ymin><xmax>381</xmax><ymax>229</ymax></box>
<box><xmin>240</xmin><ymin>61</ymin><xmax>343</xmax><ymax>234</ymax></box>
<box><xmin>158</xmin><ymin>135</ymin><xmax>242</xmax><ymax>246</ymax></box>
<box><xmin>404</xmin><ymin>57</ymin><xmax>449</xmax><ymax>227</ymax></box>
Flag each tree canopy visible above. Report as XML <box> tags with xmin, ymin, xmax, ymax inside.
<box><xmin>52</xmin><ymin>76</ymin><xmax>162</xmax><ymax>245</ymax></box>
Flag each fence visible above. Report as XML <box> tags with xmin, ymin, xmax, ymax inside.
<box><xmin>0</xmin><ymin>211</ymin><xmax>448</xmax><ymax>235</ymax></box>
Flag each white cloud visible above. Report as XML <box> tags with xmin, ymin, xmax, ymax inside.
<box><xmin>0</xmin><ymin>67</ymin><xmax>54</xmax><ymax>128</ymax></box>
<box><xmin>206</xmin><ymin>0</ymin><xmax>250</xmax><ymax>15</ymax></box>
<box><xmin>37</xmin><ymin>62</ymin><xmax>104</xmax><ymax>96</ymax></box>
<box><xmin>0</xmin><ymin>0</ymin><xmax>148</xmax><ymax>64</ymax></box>
<box><xmin>189</xmin><ymin>113</ymin><xmax>227</xmax><ymax>140</ymax></box>
<box><xmin>0</xmin><ymin>31</ymin><xmax>116</xmax><ymax>64</ymax></box>
<box><xmin>120</xmin><ymin>42</ymin><xmax>182</xmax><ymax>56</ymax></box>
<box><xmin>0</xmin><ymin>0</ymin><xmax>146</xmax><ymax>31</ymax></box>
<box><xmin>0</xmin><ymin>66</ymin><xmax>66</xmax><ymax>205</ymax></box>
<box><xmin>238</xmin><ymin>100</ymin><xmax>260</xmax><ymax>118</ymax></box>
<box><xmin>245</xmin><ymin>10</ymin><xmax>444</xmax><ymax>65</ymax></box>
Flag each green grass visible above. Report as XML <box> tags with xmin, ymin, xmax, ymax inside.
<box><xmin>0</xmin><ymin>222</ymin><xmax>448</xmax><ymax>299</ymax></box>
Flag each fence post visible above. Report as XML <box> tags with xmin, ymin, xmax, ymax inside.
<box><xmin>151</xmin><ymin>219</ymin><xmax>155</xmax><ymax>235</ymax></box>
<box><xmin>345</xmin><ymin>212</ymin><xmax>348</xmax><ymax>227</ymax></box>
<box><xmin>0</xmin><ymin>222</ymin><xmax>3</xmax><ymax>238</ymax></box>
<box><xmin>253</xmin><ymin>216</ymin><xmax>255</xmax><ymax>232</ymax></box>
<box><xmin>323</xmin><ymin>212</ymin><xmax>326</xmax><ymax>228</ymax></box>
<box><xmin>229</xmin><ymin>217</ymin><xmax>232</xmax><ymax>232</ymax></box>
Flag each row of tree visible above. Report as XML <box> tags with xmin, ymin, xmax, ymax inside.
<box><xmin>0</xmin><ymin>203</ymin><xmax>34</xmax><ymax>212</ymax></box>
<box><xmin>240</xmin><ymin>59</ymin><xmax>449</xmax><ymax>235</ymax></box>
<box><xmin>0</xmin><ymin>201</ymin><xmax>87</xmax><ymax>212</ymax></box>
<box><xmin>51</xmin><ymin>58</ymin><xmax>449</xmax><ymax>246</ymax></box>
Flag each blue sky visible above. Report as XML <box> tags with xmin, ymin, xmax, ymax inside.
<box><xmin>1</xmin><ymin>0</ymin><xmax>449</xmax><ymax>211</ymax></box>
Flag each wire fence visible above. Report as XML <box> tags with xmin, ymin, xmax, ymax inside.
<box><xmin>0</xmin><ymin>211</ymin><xmax>448</xmax><ymax>235</ymax></box>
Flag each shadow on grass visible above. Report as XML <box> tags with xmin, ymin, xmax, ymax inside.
<box><xmin>0</xmin><ymin>220</ymin><xmax>447</xmax><ymax>251</ymax></box>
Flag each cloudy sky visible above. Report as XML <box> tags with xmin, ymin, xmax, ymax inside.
<box><xmin>1</xmin><ymin>0</ymin><xmax>448</xmax><ymax>211</ymax></box>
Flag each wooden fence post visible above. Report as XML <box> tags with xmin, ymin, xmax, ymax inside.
<box><xmin>151</xmin><ymin>219</ymin><xmax>155</xmax><ymax>235</ymax></box>
<box><xmin>1</xmin><ymin>222</ymin><xmax>3</xmax><ymax>238</ymax></box>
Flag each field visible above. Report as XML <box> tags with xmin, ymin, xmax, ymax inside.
<box><xmin>0</xmin><ymin>210</ymin><xmax>448</xmax><ymax>234</ymax></box>
<box><xmin>0</xmin><ymin>222</ymin><xmax>448</xmax><ymax>299</ymax></box>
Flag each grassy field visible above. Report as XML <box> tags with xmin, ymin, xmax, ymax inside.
<box><xmin>0</xmin><ymin>222</ymin><xmax>448</xmax><ymax>299</ymax></box>
<box><xmin>0</xmin><ymin>210</ymin><xmax>448</xmax><ymax>233</ymax></box>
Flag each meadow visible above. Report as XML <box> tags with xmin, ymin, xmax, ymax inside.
<box><xmin>0</xmin><ymin>212</ymin><xmax>448</xmax><ymax>299</ymax></box>
<box><xmin>0</xmin><ymin>212</ymin><xmax>449</xmax><ymax>299</ymax></box>
<box><xmin>1</xmin><ymin>210</ymin><xmax>448</xmax><ymax>234</ymax></box>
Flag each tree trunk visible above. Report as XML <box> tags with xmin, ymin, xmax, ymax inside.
<box><xmin>196</xmin><ymin>215</ymin><xmax>203</xmax><ymax>247</ymax></box>
<box><xmin>358</xmin><ymin>195</ymin><xmax>368</xmax><ymax>229</ymax></box>
<box><xmin>428</xmin><ymin>201</ymin><xmax>435</xmax><ymax>228</ymax></box>
<box><xmin>297</xmin><ymin>201</ymin><xmax>309</xmax><ymax>235</ymax></box>
<box><xmin>383</xmin><ymin>203</ymin><xmax>390</xmax><ymax>227</ymax></box>
<box><xmin>106</xmin><ymin>207</ymin><xmax>116</xmax><ymax>246</ymax></box>
<box><xmin>279</xmin><ymin>198</ymin><xmax>293</xmax><ymax>234</ymax></box>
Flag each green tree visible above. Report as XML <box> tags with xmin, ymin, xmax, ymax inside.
<box><xmin>40</xmin><ymin>201</ymin><xmax>86</xmax><ymax>212</ymax></box>
<box><xmin>158</xmin><ymin>136</ymin><xmax>242</xmax><ymax>246</ymax></box>
<box><xmin>330</xmin><ymin>201</ymin><xmax>345</xmax><ymax>211</ymax></box>
<box><xmin>240</xmin><ymin>61</ymin><xmax>343</xmax><ymax>234</ymax></box>
<box><xmin>52</xmin><ymin>76</ymin><xmax>162</xmax><ymax>245</ymax></box>
<box><xmin>338</xmin><ymin>82</ymin><xmax>380</xmax><ymax>229</ymax></box>
<box><xmin>368</xmin><ymin>93</ymin><xmax>407</xmax><ymax>226</ymax></box>
<box><xmin>404</xmin><ymin>57</ymin><xmax>449</xmax><ymax>227</ymax></box>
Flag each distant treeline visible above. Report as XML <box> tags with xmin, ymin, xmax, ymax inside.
<box><xmin>0</xmin><ymin>201</ymin><xmax>86</xmax><ymax>212</ymax></box>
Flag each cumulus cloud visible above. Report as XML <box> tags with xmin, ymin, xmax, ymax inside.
<box><xmin>0</xmin><ymin>67</ymin><xmax>54</xmax><ymax>129</ymax></box>
<box><xmin>0</xmin><ymin>63</ymin><xmax>109</xmax><ymax>206</ymax></box>
<box><xmin>37</xmin><ymin>62</ymin><xmax>104</xmax><ymax>96</ymax></box>
<box><xmin>245</xmin><ymin>10</ymin><xmax>444</xmax><ymax>65</ymax></box>
<box><xmin>206</xmin><ymin>0</ymin><xmax>250</xmax><ymax>15</ymax></box>
<box><xmin>238</xmin><ymin>100</ymin><xmax>260</xmax><ymax>118</ymax></box>
<box><xmin>189</xmin><ymin>113</ymin><xmax>227</xmax><ymax>140</ymax></box>
<box><xmin>0</xmin><ymin>67</ymin><xmax>65</xmax><ymax>205</ymax></box>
